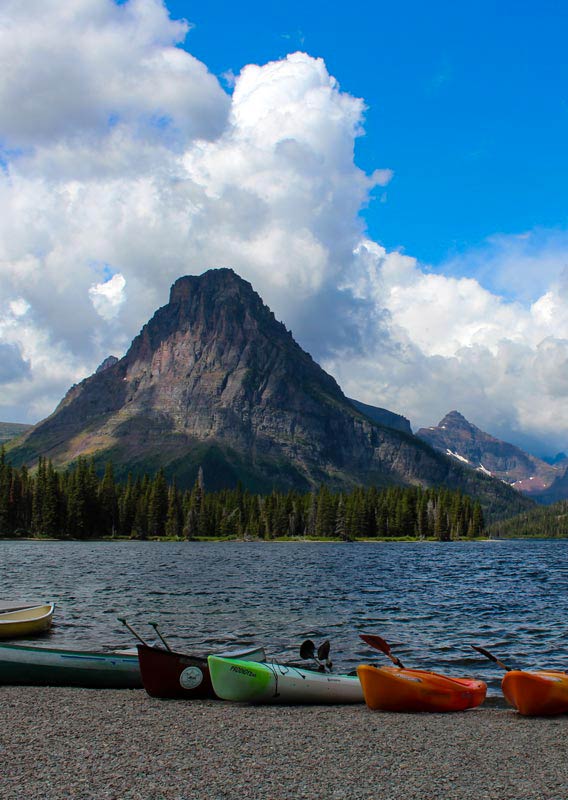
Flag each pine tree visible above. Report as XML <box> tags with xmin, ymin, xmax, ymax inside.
<box><xmin>165</xmin><ymin>483</ymin><xmax>182</xmax><ymax>538</ymax></box>
<box><xmin>99</xmin><ymin>462</ymin><xmax>118</xmax><ymax>536</ymax></box>
<box><xmin>147</xmin><ymin>469</ymin><xmax>168</xmax><ymax>537</ymax></box>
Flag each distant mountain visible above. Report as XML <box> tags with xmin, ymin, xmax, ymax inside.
<box><xmin>0</xmin><ymin>422</ymin><xmax>32</xmax><ymax>445</ymax></box>
<box><xmin>531</xmin><ymin>468</ymin><xmax>568</xmax><ymax>505</ymax></box>
<box><xmin>416</xmin><ymin>411</ymin><xmax>562</xmax><ymax>497</ymax></box>
<box><xmin>348</xmin><ymin>399</ymin><xmax>412</xmax><ymax>435</ymax></box>
<box><xmin>7</xmin><ymin>269</ymin><xmax>532</xmax><ymax>519</ymax></box>
<box><xmin>542</xmin><ymin>452</ymin><xmax>568</xmax><ymax>469</ymax></box>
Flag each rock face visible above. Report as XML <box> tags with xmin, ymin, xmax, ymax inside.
<box><xmin>417</xmin><ymin>411</ymin><xmax>561</xmax><ymax>496</ymax></box>
<box><xmin>348</xmin><ymin>399</ymin><xmax>412</xmax><ymax>436</ymax></box>
<box><xmin>8</xmin><ymin>270</ymin><xmax>532</xmax><ymax>515</ymax></box>
<box><xmin>95</xmin><ymin>356</ymin><xmax>119</xmax><ymax>374</ymax></box>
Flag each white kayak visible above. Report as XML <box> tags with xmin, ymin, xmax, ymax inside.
<box><xmin>208</xmin><ymin>655</ymin><xmax>364</xmax><ymax>704</ymax></box>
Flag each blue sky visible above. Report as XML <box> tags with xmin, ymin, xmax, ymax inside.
<box><xmin>169</xmin><ymin>0</ymin><xmax>568</xmax><ymax>271</ymax></box>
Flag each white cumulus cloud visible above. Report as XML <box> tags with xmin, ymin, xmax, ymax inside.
<box><xmin>1</xmin><ymin>0</ymin><xmax>568</xmax><ymax>458</ymax></box>
<box><xmin>89</xmin><ymin>272</ymin><xmax>126</xmax><ymax>319</ymax></box>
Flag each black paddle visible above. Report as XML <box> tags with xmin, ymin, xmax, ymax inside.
<box><xmin>359</xmin><ymin>633</ymin><xmax>406</xmax><ymax>669</ymax></box>
<box><xmin>471</xmin><ymin>645</ymin><xmax>511</xmax><ymax>672</ymax></box>
<box><xmin>299</xmin><ymin>639</ymin><xmax>332</xmax><ymax>672</ymax></box>
<box><xmin>317</xmin><ymin>640</ymin><xmax>332</xmax><ymax>671</ymax></box>
<box><xmin>118</xmin><ymin>617</ymin><xmax>149</xmax><ymax>647</ymax></box>
<box><xmin>149</xmin><ymin>621</ymin><xmax>172</xmax><ymax>652</ymax></box>
<box><xmin>300</xmin><ymin>639</ymin><xmax>316</xmax><ymax>660</ymax></box>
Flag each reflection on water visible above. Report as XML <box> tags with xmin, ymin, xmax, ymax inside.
<box><xmin>1</xmin><ymin>539</ymin><xmax>567</xmax><ymax>695</ymax></box>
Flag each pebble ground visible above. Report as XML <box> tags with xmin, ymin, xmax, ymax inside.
<box><xmin>2</xmin><ymin>687</ymin><xmax>567</xmax><ymax>800</ymax></box>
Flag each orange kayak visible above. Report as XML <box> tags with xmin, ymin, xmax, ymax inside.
<box><xmin>357</xmin><ymin>664</ymin><xmax>487</xmax><ymax>712</ymax></box>
<box><xmin>502</xmin><ymin>670</ymin><xmax>568</xmax><ymax>716</ymax></box>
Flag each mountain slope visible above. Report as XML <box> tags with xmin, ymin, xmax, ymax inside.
<box><xmin>8</xmin><ymin>269</ymin><xmax>532</xmax><ymax>518</ymax></box>
<box><xmin>348</xmin><ymin>398</ymin><xmax>412</xmax><ymax>435</ymax></box>
<box><xmin>417</xmin><ymin>411</ymin><xmax>561</xmax><ymax>496</ymax></box>
<box><xmin>0</xmin><ymin>422</ymin><xmax>32</xmax><ymax>445</ymax></box>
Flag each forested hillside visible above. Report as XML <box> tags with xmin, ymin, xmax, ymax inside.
<box><xmin>487</xmin><ymin>501</ymin><xmax>568</xmax><ymax>538</ymax></box>
<box><xmin>0</xmin><ymin>452</ymin><xmax>484</xmax><ymax>541</ymax></box>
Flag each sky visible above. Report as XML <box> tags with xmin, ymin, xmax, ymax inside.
<box><xmin>1</xmin><ymin>0</ymin><xmax>568</xmax><ymax>457</ymax></box>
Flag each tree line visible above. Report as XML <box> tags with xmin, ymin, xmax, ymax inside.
<box><xmin>487</xmin><ymin>499</ymin><xmax>568</xmax><ymax>538</ymax></box>
<box><xmin>0</xmin><ymin>451</ymin><xmax>484</xmax><ymax>540</ymax></box>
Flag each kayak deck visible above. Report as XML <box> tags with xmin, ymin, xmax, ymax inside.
<box><xmin>357</xmin><ymin>664</ymin><xmax>487</xmax><ymax>712</ymax></box>
<box><xmin>502</xmin><ymin>670</ymin><xmax>568</xmax><ymax>716</ymax></box>
<box><xmin>208</xmin><ymin>656</ymin><xmax>364</xmax><ymax>704</ymax></box>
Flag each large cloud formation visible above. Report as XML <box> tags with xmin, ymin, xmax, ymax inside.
<box><xmin>1</xmin><ymin>0</ymin><xmax>568</xmax><ymax>455</ymax></box>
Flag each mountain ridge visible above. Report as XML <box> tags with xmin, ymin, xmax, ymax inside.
<box><xmin>8</xmin><ymin>269</ymin><xmax>532</xmax><ymax>519</ymax></box>
<box><xmin>417</xmin><ymin>410</ymin><xmax>563</xmax><ymax>498</ymax></box>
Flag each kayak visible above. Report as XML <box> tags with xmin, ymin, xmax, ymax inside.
<box><xmin>0</xmin><ymin>603</ymin><xmax>54</xmax><ymax>639</ymax></box>
<box><xmin>138</xmin><ymin>643</ymin><xmax>266</xmax><ymax>699</ymax></box>
<box><xmin>357</xmin><ymin>664</ymin><xmax>487</xmax><ymax>712</ymax></box>
<box><xmin>502</xmin><ymin>670</ymin><xmax>568</xmax><ymax>716</ymax></box>
<box><xmin>0</xmin><ymin>642</ymin><xmax>141</xmax><ymax>688</ymax></box>
<box><xmin>208</xmin><ymin>656</ymin><xmax>364</xmax><ymax>704</ymax></box>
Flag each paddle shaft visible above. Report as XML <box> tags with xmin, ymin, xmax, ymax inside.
<box><xmin>118</xmin><ymin>617</ymin><xmax>149</xmax><ymax>647</ymax></box>
<box><xmin>471</xmin><ymin>645</ymin><xmax>511</xmax><ymax>672</ymax></box>
<box><xmin>149</xmin><ymin>622</ymin><xmax>172</xmax><ymax>652</ymax></box>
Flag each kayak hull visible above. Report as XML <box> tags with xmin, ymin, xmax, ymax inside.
<box><xmin>357</xmin><ymin>665</ymin><xmax>487</xmax><ymax>712</ymax></box>
<box><xmin>502</xmin><ymin>670</ymin><xmax>568</xmax><ymax>716</ymax></box>
<box><xmin>208</xmin><ymin>656</ymin><xmax>364</xmax><ymax>704</ymax></box>
<box><xmin>137</xmin><ymin>644</ymin><xmax>266</xmax><ymax>699</ymax></box>
<box><xmin>0</xmin><ymin>642</ymin><xmax>141</xmax><ymax>688</ymax></box>
<box><xmin>0</xmin><ymin>603</ymin><xmax>54</xmax><ymax>639</ymax></box>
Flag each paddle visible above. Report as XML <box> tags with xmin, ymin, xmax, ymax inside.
<box><xmin>359</xmin><ymin>633</ymin><xmax>406</xmax><ymax>669</ymax></box>
<box><xmin>299</xmin><ymin>639</ymin><xmax>332</xmax><ymax>672</ymax></box>
<box><xmin>317</xmin><ymin>640</ymin><xmax>332</xmax><ymax>672</ymax></box>
<box><xmin>117</xmin><ymin>617</ymin><xmax>149</xmax><ymax>647</ymax></box>
<box><xmin>471</xmin><ymin>645</ymin><xmax>511</xmax><ymax>672</ymax></box>
<box><xmin>300</xmin><ymin>639</ymin><xmax>316</xmax><ymax>660</ymax></box>
<box><xmin>149</xmin><ymin>621</ymin><xmax>172</xmax><ymax>652</ymax></box>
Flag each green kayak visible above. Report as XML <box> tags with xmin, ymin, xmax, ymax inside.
<box><xmin>208</xmin><ymin>655</ymin><xmax>364</xmax><ymax>704</ymax></box>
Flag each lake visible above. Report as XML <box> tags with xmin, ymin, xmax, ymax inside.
<box><xmin>1</xmin><ymin>539</ymin><xmax>566</xmax><ymax>695</ymax></box>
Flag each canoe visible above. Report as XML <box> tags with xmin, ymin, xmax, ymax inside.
<box><xmin>356</xmin><ymin>665</ymin><xmax>487</xmax><ymax>712</ymax></box>
<box><xmin>208</xmin><ymin>656</ymin><xmax>364</xmax><ymax>704</ymax></box>
<box><xmin>138</xmin><ymin>643</ymin><xmax>266</xmax><ymax>699</ymax></box>
<box><xmin>502</xmin><ymin>670</ymin><xmax>568</xmax><ymax>716</ymax></box>
<box><xmin>0</xmin><ymin>603</ymin><xmax>54</xmax><ymax>639</ymax></box>
<box><xmin>0</xmin><ymin>601</ymin><xmax>45</xmax><ymax>614</ymax></box>
<box><xmin>0</xmin><ymin>642</ymin><xmax>141</xmax><ymax>688</ymax></box>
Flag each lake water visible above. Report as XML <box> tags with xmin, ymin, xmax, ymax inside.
<box><xmin>1</xmin><ymin>539</ymin><xmax>567</xmax><ymax>695</ymax></box>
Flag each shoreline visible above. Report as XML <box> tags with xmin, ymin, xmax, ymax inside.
<box><xmin>2</xmin><ymin>685</ymin><xmax>567</xmax><ymax>800</ymax></box>
<box><xmin>2</xmin><ymin>535</ymin><xmax>567</xmax><ymax>543</ymax></box>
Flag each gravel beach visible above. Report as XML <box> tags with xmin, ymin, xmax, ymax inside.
<box><xmin>2</xmin><ymin>687</ymin><xmax>567</xmax><ymax>800</ymax></box>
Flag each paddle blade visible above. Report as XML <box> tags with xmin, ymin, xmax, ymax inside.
<box><xmin>360</xmin><ymin>633</ymin><xmax>405</xmax><ymax>668</ymax></box>
<box><xmin>359</xmin><ymin>633</ymin><xmax>391</xmax><ymax>656</ymax></box>
<box><xmin>471</xmin><ymin>644</ymin><xmax>511</xmax><ymax>672</ymax></box>
<box><xmin>300</xmin><ymin>639</ymin><xmax>316</xmax><ymax>660</ymax></box>
<box><xmin>317</xmin><ymin>640</ymin><xmax>331</xmax><ymax>661</ymax></box>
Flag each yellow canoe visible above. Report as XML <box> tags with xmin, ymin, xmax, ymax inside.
<box><xmin>0</xmin><ymin>604</ymin><xmax>54</xmax><ymax>639</ymax></box>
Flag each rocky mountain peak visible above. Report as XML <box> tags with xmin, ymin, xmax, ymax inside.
<box><xmin>6</xmin><ymin>269</ymin><xmax>533</xmax><ymax>517</ymax></box>
<box><xmin>439</xmin><ymin>410</ymin><xmax>471</xmax><ymax>428</ymax></box>
<box><xmin>417</xmin><ymin>410</ymin><xmax>560</xmax><ymax>496</ymax></box>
